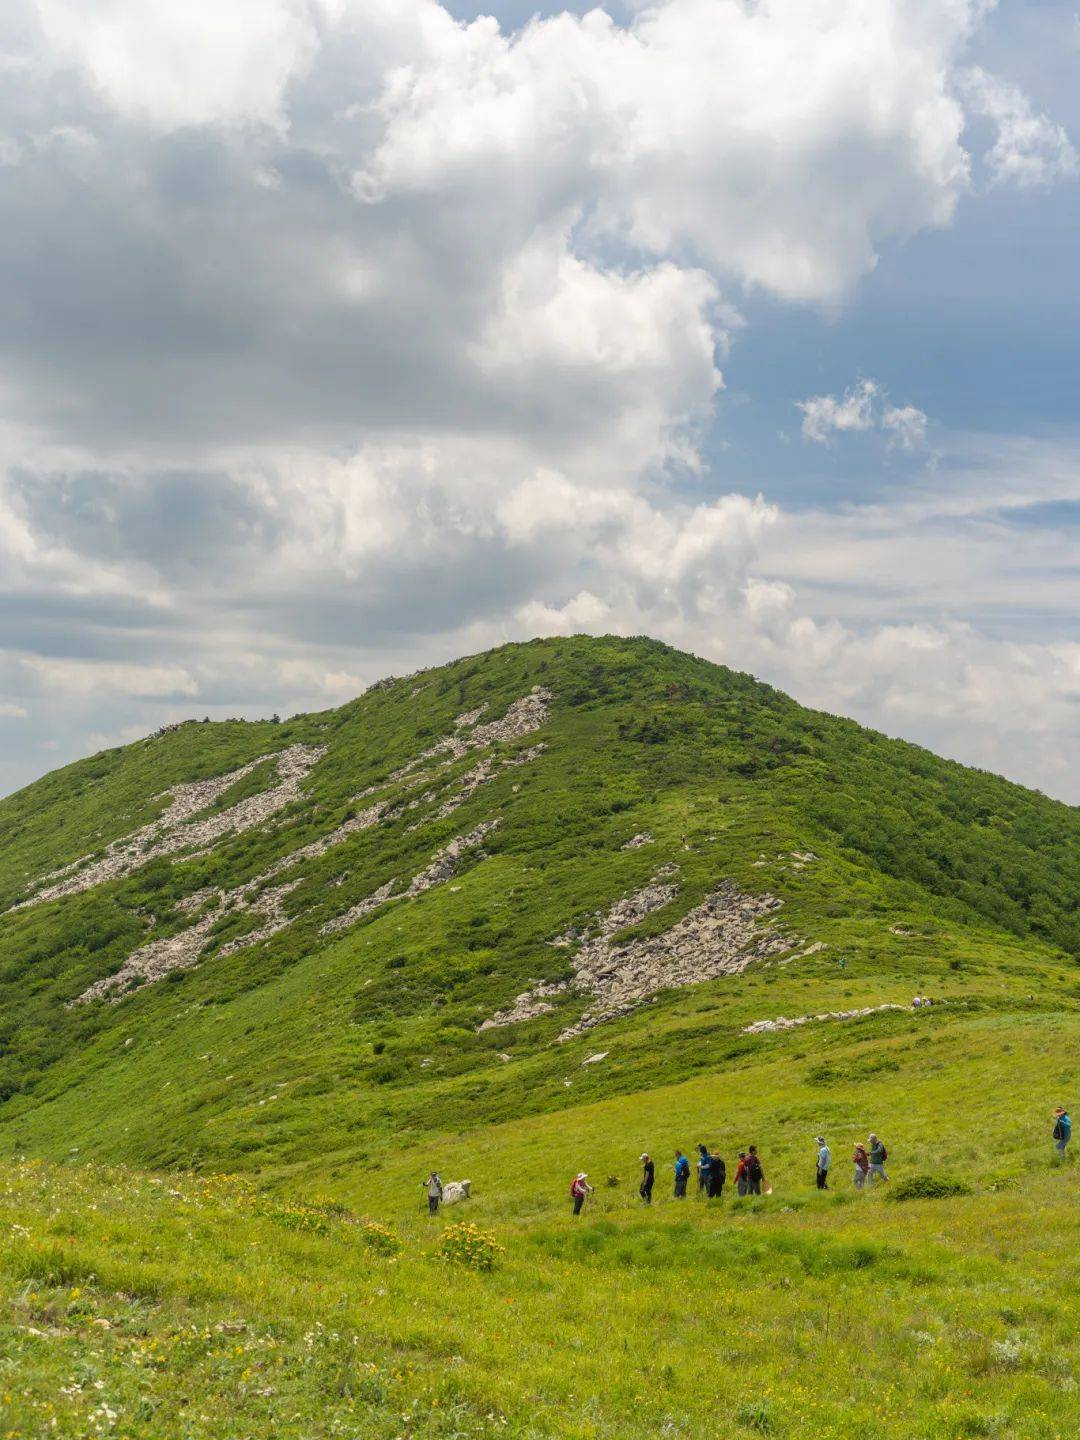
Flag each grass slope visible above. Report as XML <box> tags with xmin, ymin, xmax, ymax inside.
<box><xmin>0</xmin><ymin>635</ymin><xmax>1077</xmax><ymax>1437</ymax></box>
<box><xmin>2</xmin><ymin>1016</ymin><xmax>1077</xmax><ymax>1440</ymax></box>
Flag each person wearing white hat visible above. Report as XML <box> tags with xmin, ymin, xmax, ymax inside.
<box><xmin>569</xmin><ymin>1172</ymin><xmax>593</xmax><ymax>1216</ymax></box>
<box><xmin>639</xmin><ymin>1153</ymin><xmax>655</xmax><ymax>1204</ymax></box>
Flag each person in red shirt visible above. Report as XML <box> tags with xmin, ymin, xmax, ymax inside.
<box><xmin>734</xmin><ymin>1150</ymin><xmax>749</xmax><ymax>1196</ymax></box>
<box><xmin>853</xmin><ymin>1143</ymin><xmax>870</xmax><ymax>1189</ymax></box>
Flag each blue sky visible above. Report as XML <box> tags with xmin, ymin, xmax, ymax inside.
<box><xmin>0</xmin><ymin>1</ymin><xmax>1078</xmax><ymax>798</ymax></box>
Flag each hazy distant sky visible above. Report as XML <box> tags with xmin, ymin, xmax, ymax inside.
<box><xmin>1</xmin><ymin>1</ymin><xmax>1079</xmax><ymax>798</ymax></box>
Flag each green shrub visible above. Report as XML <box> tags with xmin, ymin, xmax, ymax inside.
<box><xmin>886</xmin><ymin>1175</ymin><xmax>971</xmax><ymax>1202</ymax></box>
<box><xmin>736</xmin><ymin>1398</ymin><xmax>777</xmax><ymax>1434</ymax></box>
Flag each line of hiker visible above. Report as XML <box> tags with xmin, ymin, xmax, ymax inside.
<box><xmin>568</xmin><ymin>1134</ymin><xmax>899</xmax><ymax>1214</ymax></box>
<box><xmin>439</xmin><ymin>1107</ymin><xmax>1069</xmax><ymax>1221</ymax></box>
<box><xmin>645</xmin><ymin>1146</ymin><xmax>767</xmax><ymax>1203</ymax></box>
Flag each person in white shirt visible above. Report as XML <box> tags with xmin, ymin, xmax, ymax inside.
<box><xmin>423</xmin><ymin>1171</ymin><xmax>443</xmax><ymax>1215</ymax></box>
<box><xmin>815</xmin><ymin>1136</ymin><xmax>831</xmax><ymax>1191</ymax></box>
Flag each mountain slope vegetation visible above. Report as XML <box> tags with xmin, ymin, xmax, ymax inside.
<box><xmin>0</xmin><ymin>634</ymin><xmax>1077</xmax><ymax>1168</ymax></box>
<box><xmin>0</xmin><ymin>636</ymin><xmax>1077</xmax><ymax>1439</ymax></box>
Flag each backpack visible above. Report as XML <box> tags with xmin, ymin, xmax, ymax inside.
<box><xmin>570</xmin><ymin>1179</ymin><xmax>580</xmax><ymax>1198</ymax></box>
<box><xmin>746</xmin><ymin>1154</ymin><xmax>763</xmax><ymax>1181</ymax></box>
<box><xmin>879</xmin><ymin>1145</ymin><xmax>888</xmax><ymax>1162</ymax></box>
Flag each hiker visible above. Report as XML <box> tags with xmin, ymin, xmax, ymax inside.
<box><xmin>1053</xmin><ymin>1107</ymin><xmax>1071</xmax><ymax>1158</ymax></box>
<box><xmin>745</xmin><ymin>1145</ymin><xmax>765</xmax><ymax>1196</ymax></box>
<box><xmin>734</xmin><ymin>1150</ymin><xmax>749</xmax><ymax>1196</ymax></box>
<box><xmin>640</xmin><ymin>1153</ymin><xmax>655</xmax><ymax>1204</ymax></box>
<box><xmin>816</xmin><ymin>1136</ymin><xmax>831</xmax><ymax>1190</ymax></box>
<box><xmin>696</xmin><ymin>1143</ymin><xmax>712</xmax><ymax>1194</ymax></box>
<box><xmin>867</xmin><ymin>1134</ymin><xmax>889</xmax><ymax>1184</ymax></box>
<box><xmin>708</xmin><ymin>1151</ymin><xmax>726</xmax><ymax>1199</ymax></box>
<box><xmin>674</xmin><ymin>1149</ymin><xmax>690</xmax><ymax>1198</ymax></box>
<box><xmin>852</xmin><ymin>1143</ymin><xmax>869</xmax><ymax>1189</ymax></box>
<box><xmin>424</xmin><ymin>1171</ymin><xmax>443</xmax><ymax>1215</ymax></box>
<box><xmin>570</xmin><ymin>1172</ymin><xmax>594</xmax><ymax>1216</ymax></box>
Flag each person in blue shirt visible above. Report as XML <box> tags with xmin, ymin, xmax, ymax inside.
<box><xmin>696</xmin><ymin>1143</ymin><xmax>712</xmax><ymax>1195</ymax></box>
<box><xmin>1053</xmin><ymin>1107</ymin><xmax>1071</xmax><ymax>1158</ymax></box>
<box><xmin>673</xmin><ymin>1149</ymin><xmax>690</xmax><ymax>1198</ymax></box>
<box><xmin>816</xmin><ymin>1135</ymin><xmax>831</xmax><ymax>1190</ymax></box>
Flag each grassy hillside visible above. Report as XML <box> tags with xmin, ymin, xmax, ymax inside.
<box><xmin>0</xmin><ymin>635</ymin><xmax>1077</xmax><ymax>1438</ymax></box>
<box><xmin>2</xmin><ymin>1021</ymin><xmax>1077</xmax><ymax>1440</ymax></box>
<box><xmin>1</xmin><ymin>635</ymin><xmax>1078</xmax><ymax>1172</ymax></box>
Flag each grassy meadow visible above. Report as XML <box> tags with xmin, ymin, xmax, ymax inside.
<box><xmin>2</xmin><ymin>1000</ymin><xmax>1077</xmax><ymax>1440</ymax></box>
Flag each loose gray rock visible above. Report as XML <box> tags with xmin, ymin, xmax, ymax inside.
<box><xmin>481</xmin><ymin>866</ymin><xmax>795</xmax><ymax>1040</ymax></box>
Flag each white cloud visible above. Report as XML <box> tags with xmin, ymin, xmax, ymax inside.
<box><xmin>0</xmin><ymin>702</ymin><xmax>28</xmax><ymax>718</ymax></box>
<box><xmin>960</xmin><ymin>66</ymin><xmax>1078</xmax><ymax>188</ymax></box>
<box><xmin>33</xmin><ymin>0</ymin><xmax>320</xmax><ymax>129</ymax></box>
<box><xmin>798</xmin><ymin>379</ymin><xmax>928</xmax><ymax>448</ymax></box>
<box><xmin>798</xmin><ymin>379</ymin><xmax>879</xmax><ymax>443</ymax></box>
<box><xmin>882</xmin><ymin>405</ymin><xmax>929</xmax><ymax>450</ymax></box>
<box><xmin>19</xmin><ymin>656</ymin><xmax>199</xmax><ymax>699</ymax></box>
<box><xmin>355</xmin><ymin>0</ymin><xmax>976</xmax><ymax>305</ymax></box>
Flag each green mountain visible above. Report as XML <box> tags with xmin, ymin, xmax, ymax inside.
<box><xmin>2</xmin><ymin>637</ymin><xmax>1078</xmax><ymax>1440</ymax></box>
<box><xmin>0</xmin><ymin>633</ymin><xmax>1077</xmax><ymax>1174</ymax></box>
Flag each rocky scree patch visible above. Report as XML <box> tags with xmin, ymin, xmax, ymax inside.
<box><xmin>64</xmin><ymin>691</ymin><xmax>550</xmax><ymax>1003</ymax></box>
<box><xmin>480</xmin><ymin>867</ymin><xmax>794</xmax><ymax>1040</ymax></box>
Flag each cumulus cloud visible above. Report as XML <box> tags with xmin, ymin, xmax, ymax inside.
<box><xmin>960</xmin><ymin>65</ymin><xmax>1079</xmax><ymax>188</ymax></box>
<box><xmin>0</xmin><ymin>1</ymin><xmax>1076</xmax><ymax>798</ymax></box>
<box><xmin>33</xmin><ymin>0</ymin><xmax>320</xmax><ymax>129</ymax></box>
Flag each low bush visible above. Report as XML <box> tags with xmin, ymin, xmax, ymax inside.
<box><xmin>736</xmin><ymin>1398</ymin><xmax>777</xmax><ymax>1434</ymax></box>
<box><xmin>886</xmin><ymin>1175</ymin><xmax>971</xmax><ymax>1202</ymax></box>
